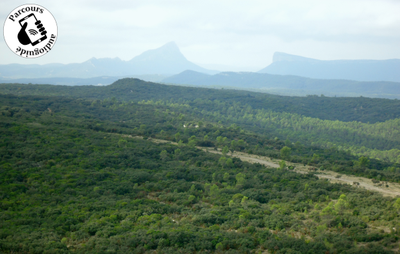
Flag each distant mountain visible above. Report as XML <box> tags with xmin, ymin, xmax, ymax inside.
<box><xmin>0</xmin><ymin>58</ymin><xmax>129</xmax><ymax>79</ymax></box>
<box><xmin>0</xmin><ymin>75</ymin><xmax>168</xmax><ymax>86</ymax></box>
<box><xmin>163</xmin><ymin>70</ymin><xmax>400</xmax><ymax>99</ymax></box>
<box><xmin>0</xmin><ymin>42</ymin><xmax>217</xmax><ymax>79</ymax></box>
<box><xmin>258</xmin><ymin>52</ymin><xmax>400</xmax><ymax>82</ymax></box>
<box><xmin>127</xmin><ymin>42</ymin><xmax>217</xmax><ymax>75</ymax></box>
<box><xmin>162</xmin><ymin>70</ymin><xmax>211</xmax><ymax>85</ymax></box>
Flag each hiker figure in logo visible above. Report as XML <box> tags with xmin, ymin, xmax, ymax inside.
<box><xmin>17</xmin><ymin>13</ymin><xmax>47</xmax><ymax>46</ymax></box>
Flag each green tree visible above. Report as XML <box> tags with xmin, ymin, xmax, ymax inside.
<box><xmin>219</xmin><ymin>157</ymin><xmax>227</xmax><ymax>167</ymax></box>
<box><xmin>236</xmin><ymin>173</ymin><xmax>246</xmax><ymax>186</ymax></box>
<box><xmin>160</xmin><ymin>150</ymin><xmax>168</xmax><ymax>161</ymax></box>
<box><xmin>226</xmin><ymin>158</ymin><xmax>233</xmax><ymax>168</ymax></box>
<box><xmin>188</xmin><ymin>136</ymin><xmax>197</xmax><ymax>147</ymax></box>
<box><xmin>189</xmin><ymin>184</ymin><xmax>196</xmax><ymax>194</ymax></box>
<box><xmin>334</xmin><ymin>194</ymin><xmax>348</xmax><ymax>213</ymax></box>
<box><xmin>216</xmin><ymin>136</ymin><xmax>223</xmax><ymax>146</ymax></box>
<box><xmin>358</xmin><ymin>156</ymin><xmax>370</xmax><ymax>167</ymax></box>
<box><xmin>230</xmin><ymin>140</ymin><xmax>237</xmax><ymax>155</ymax></box>
<box><xmin>279</xmin><ymin>160</ymin><xmax>286</xmax><ymax>170</ymax></box>
<box><xmin>216</xmin><ymin>242</ymin><xmax>223</xmax><ymax>250</ymax></box>
<box><xmin>174</xmin><ymin>132</ymin><xmax>181</xmax><ymax>142</ymax></box>
<box><xmin>204</xmin><ymin>183</ymin><xmax>211</xmax><ymax>192</ymax></box>
<box><xmin>174</xmin><ymin>148</ymin><xmax>181</xmax><ymax>159</ymax></box>
<box><xmin>321</xmin><ymin>202</ymin><xmax>335</xmax><ymax>215</ymax></box>
<box><xmin>316</xmin><ymin>224</ymin><xmax>327</xmax><ymax>236</ymax></box>
<box><xmin>210</xmin><ymin>184</ymin><xmax>219</xmax><ymax>196</ymax></box>
<box><xmin>295</xmin><ymin>141</ymin><xmax>302</xmax><ymax>148</ymax></box>
<box><xmin>393</xmin><ymin>198</ymin><xmax>400</xmax><ymax>210</ymax></box>
<box><xmin>117</xmin><ymin>139</ymin><xmax>127</xmax><ymax>148</ymax></box>
<box><xmin>223</xmin><ymin>172</ymin><xmax>229</xmax><ymax>182</ymax></box>
<box><xmin>311</xmin><ymin>153</ymin><xmax>320</xmax><ymax>162</ymax></box>
<box><xmin>237</xmin><ymin>139</ymin><xmax>246</xmax><ymax>150</ymax></box>
<box><xmin>188</xmin><ymin>195</ymin><xmax>196</xmax><ymax>203</ymax></box>
<box><xmin>222</xmin><ymin>146</ymin><xmax>229</xmax><ymax>156</ymax></box>
<box><xmin>212</xmin><ymin>173</ymin><xmax>217</xmax><ymax>182</ymax></box>
<box><xmin>241</xmin><ymin>196</ymin><xmax>249</xmax><ymax>205</ymax></box>
<box><xmin>280</xmin><ymin>146</ymin><xmax>291</xmax><ymax>159</ymax></box>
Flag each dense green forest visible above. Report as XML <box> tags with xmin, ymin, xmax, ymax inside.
<box><xmin>2</xmin><ymin>94</ymin><xmax>400</xmax><ymax>253</ymax></box>
<box><xmin>137</xmin><ymin>98</ymin><xmax>400</xmax><ymax>163</ymax></box>
<box><xmin>1</xmin><ymin>79</ymin><xmax>399</xmax><ymax>163</ymax></box>
<box><xmin>1</xmin><ymin>80</ymin><xmax>400</xmax><ymax>123</ymax></box>
<box><xmin>1</xmin><ymin>94</ymin><xmax>399</xmax><ymax>181</ymax></box>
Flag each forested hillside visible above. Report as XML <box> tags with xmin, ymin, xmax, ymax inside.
<box><xmin>1</xmin><ymin>79</ymin><xmax>400</xmax><ymax>123</ymax></box>
<box><xmin>2</xmin><ymin>94</ymin><xmax>400</xmax><ymax>253</ymax></box>
<box><xmin>1</xmin><ymin>79</ymin><xmax>400</xmax><ymax>163</ymax></box>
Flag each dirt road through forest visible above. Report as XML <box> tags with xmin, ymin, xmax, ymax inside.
<box><xmin>125</xmin><ymin>135</ymin><xmax>400</xmax><ymax>197</ymax></box>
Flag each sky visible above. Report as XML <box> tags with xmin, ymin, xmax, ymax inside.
<box><xmin>1</xmin><ymin>0</ymin><xmax>400</xmax><ymax>71</ymax></box>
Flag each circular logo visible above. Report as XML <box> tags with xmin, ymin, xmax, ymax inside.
<box><xmin>3</xmin><ymin>4</ymin><xmax>58</xmax><ymax>58</ymax></box>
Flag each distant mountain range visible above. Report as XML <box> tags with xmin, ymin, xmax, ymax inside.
<box><xmin>0</xmin><ymin>42</ymin><xmax>217</xmax><ymax>79</ymax></box>
<box><xmin>163</xmin><ymin>70</ymin><xmax>400</xmax><ymax>99</ymax></box>
<box><xmin>259</xmin><ymin>52</ymin><xmax>400</xmax><ymax>82</ymax></box>
<box><xmin>0</xmin><ymin>75</ymin><xmax>167</xmax><ymax>86</ymax></box>
<box><xmin>1</xmin><ymin>44</ymin><xmax>399</xmax><ymax>98</ymax></box>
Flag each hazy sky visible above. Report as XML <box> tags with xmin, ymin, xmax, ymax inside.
<box><xmin>1</xmin><ymin>0</ymin><xmax>400</xmax><ymax>71</ymax></box>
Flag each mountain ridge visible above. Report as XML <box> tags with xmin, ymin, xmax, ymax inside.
<box><xmin>260</xmin><ymin>52</ymin><xmax>400</xmax><ymax>82</ymax></box>
<box><xmin>162</xmin><ymin>70</ymin><xmax>400</xmax><ymax>99</ymax></box>
<box><xmin>0</xmin><ymin>42</ymin><xmax>217</xmax><ymax>79</ymax></box>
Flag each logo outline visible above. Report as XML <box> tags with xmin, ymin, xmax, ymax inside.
<box><xmin>3</xmin><ymin>4</ymin><xmax>58</xmax><ymax>58</ymax></box>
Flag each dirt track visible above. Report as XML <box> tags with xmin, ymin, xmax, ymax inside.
<box><xmin>125</xmin><ymin>135</ymin><xmax>400</xmax><ymax>198</ymax></box>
